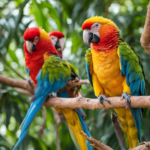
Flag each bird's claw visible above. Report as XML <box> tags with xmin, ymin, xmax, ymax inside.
<box><xmin>27</xmin><ymin>79</ymin><xmax>35</xmax><ymax>89</ymax></box>
<box><xmin>74</xmin><ymin>77</ymin><xmax>80</xmax><ymax>82</ymax></box>
<box><xmin>45</xmin><ymin>93</ymin><xmax>57</xmax><ymax>102</ymax></box>
<box><xmin>121</xmin><ymin>92</ymin><xmax>131</xmax><ymax>108</ymax></box>
<box><xmin>98</xmin><ymin>94</ymin><xmax>111</xmax><ymax>107</ymax></box>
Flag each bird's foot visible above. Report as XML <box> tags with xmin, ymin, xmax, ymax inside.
<box><xmin>27</xmin><ymin>79</ymin><xmax>35</xmax><ymax>89</ymax></box>
<box><xmin>98</xmin><ymin>94</ymin><xmax>111</xmax><ymax>107</ymax></box>
<box><xmin>121</xmin><ymin>92</ymin><xmax>131</xmax><ymax>109</ymax></box>
<box><xmin>45</xmin><ymin>93</ymin><xmax>57</xmax><ymax>102</ymax></box>
<box><xmin>74</xmin><ymin>77</ymin><xmax>80</xmax><ymax>82</ymax></box>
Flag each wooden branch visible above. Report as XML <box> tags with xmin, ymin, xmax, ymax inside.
<box><xmin>130</xmin><ymin>142</ymin><xmax>150</xmax><ymax>150</ymax></box>
<box><xmin>43</xmin><ymin>95</ymin><xmax>150</xmax><ymax>110</ymax></box>
<box><xmin>1</xmin><ymin>74</ymin><xmax>150</xmax><ymax>109</ymax></box>
<box><xmin>0</xmin><ymin>74</ymin><xmax>89</xmax><ymax>95</ymax></box>
<box><xmin>140</xmin><ymin>2</ymin><xmax>150</xmax><ymax>54</ymax></box>
<box><xmin>0</xmin><ymin>74</ymin><xmax>34</xmax><ymax>94</ymax></box>
<box><xmin>79</xmin><ymin>131</ymin><xmax>113</xmax><ymax>150</ymax></box>
<box><xmin>80</xmin><ymin>131</ymin><xmax>150</xmax><ymax>150</ymax></box>
<box><xmin>14</xmin><ymin>88</ymin><xmax>33</xmax><ymax>96</ymax></box>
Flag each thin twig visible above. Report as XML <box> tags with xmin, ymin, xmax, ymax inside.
<box><xmin>14</xmin><ymin>88</ymin><xmax>32</xmax><ymax>96</ymax></box>
<box><xmin>80</xmin><ymin>131</ymin><xmax>150</xmax><ymax>150</ymax></box>
<box><xmin>52</xmin><ymin>109</ymin><xmax>65</xmax><ymax>150</ymax></box>
<box><xmin>79</xmin><ymin>131</ymin><xmax>113</xmax><ymax>150</ymax></box>
<box><xmin>38</xmin><ymin>106</ymin><xmax>47</xmax><ymax>138</ymax></box>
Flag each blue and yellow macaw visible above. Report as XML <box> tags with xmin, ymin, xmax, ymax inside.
<box><xmin>49</xmin><ymin>30</ymin><xmax>92</xmax><ymax>150</ymax></box>
<box><xmin>82</xmin><ymin>16</ymin><xmax>145</xmax><ymax>149</ymax></box>
<box><xmin>13</xmin><ymin>27</ymin><xmax>92</xmax><ymax>150</ymax></box>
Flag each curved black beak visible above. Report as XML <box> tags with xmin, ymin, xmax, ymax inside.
<box><xmin>88</xmin><ymin>32</ymin><xmax>100</xmax><ymax>43</ymax></box>
<box><xmin>83</xmin><ymin>30</ymin><xmax>100</xmax><ymax>48</ymax></box>
<box><xmin>55</xmin><ymin>40</ymin><xmax>61</xmax><ymax>50</ymax></box>
<box><xmin>32</xmin><ymin>44</ymin><xmax>36</xmax><ymax>51</ymax></box>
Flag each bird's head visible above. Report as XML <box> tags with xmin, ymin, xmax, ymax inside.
<box><xmin>82</xmin><ymin>16</ymin><xmax>120</xmax><ymax>51</ymax></box>
<box><xmin>23</xmin><ymin>27</ymin><xmax>57</xmax><ymax>56</ymax></box>
<box><xmin>49</xmin><ymin>31</ymin><xmax>65</xmax><ymax>59</ymax></box>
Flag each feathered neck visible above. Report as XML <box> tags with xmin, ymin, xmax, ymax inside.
<box><xmin>91</xmin><ymin>25</ymin><xmax>121</xmax><ymax>52</ymax></box>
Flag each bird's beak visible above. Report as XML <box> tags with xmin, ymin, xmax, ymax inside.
<box><xmin>83</xmin><ymin>30</ymin><xmax>100</xmax><ymax>48</ymax></box>
<box><xmin>26</xmin><ymin>41</ymin><xmax>36</xmax><ymax>54</ymax></box>
<box><xmin>55</xmin><ymin>38</ymin><xmax>65</xmax><ymax>51</ymax></box>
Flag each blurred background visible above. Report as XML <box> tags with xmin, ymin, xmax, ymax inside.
<box><xmin>0</xmin><ymin>0</ymin><xmax>150</xmax><ymax>150</ymax></box>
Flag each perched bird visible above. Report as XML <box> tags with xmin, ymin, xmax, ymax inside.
<box><xmin>82</xmin><ymin>16</ymin><xmax>145</xmax><ymax>149</ymax></box>
<box><xmin>49</xmin><ymin>31</ymin><xmax>65</xmax><ymax>59</ymax></box>
<box><xmin>13</xmin><ymin>27</ymin><xmax>92</xmax><ymax>150</ymax></box>
<box><xmin>49</xmin><ymin>30</ymin><xmax>92</xmax><ymax>150</ymax></box>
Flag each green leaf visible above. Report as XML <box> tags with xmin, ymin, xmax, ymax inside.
<box><xmin>0</xmin><ymin>141</ymin><xmax>12</xmax><ymax>149</ymax></box>
<box><xmin>8</xmin><ymin>48</ymin><xmax>19</xmax><ymax>64</ymax></box>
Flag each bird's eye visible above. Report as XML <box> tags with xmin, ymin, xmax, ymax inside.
<box><xmin>86</xmin><ymin>28</ymin><xmax>89</xmax><ymax>31</ymax></box>
<box><xmin>96</xmin><ymin>24</ymin><xmax>98</xmax><ymax>27</ymax></box>
<box><xmin>34</xmin><ymin>36</ymin><xmax>38</xmax><ymax>41</ymax></box>
<box><xmin>51</xmin><ymin>37</ymin><xmax>54</xmax><ymax>39</ymax></box>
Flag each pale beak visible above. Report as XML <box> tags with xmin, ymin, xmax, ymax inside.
<box><xmin>25</xmin><ymin>41</ymin><xmax>36</xmax><ymax>54</ymax></box>
<box><xmin>58</xmin><ymin>38</ymin><xmax>65</xmax><ymax>50</ymax></box>
<box><xmin>55</xmin><ymin>38</ymin><xmax>65</xmax><ymax>51</ymax></box>
<box><xmin>83</xmin><ymin>30</ymin><xmax>100</xmax><ymax>48</ymax></box>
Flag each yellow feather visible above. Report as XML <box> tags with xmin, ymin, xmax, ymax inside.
<box><xmin>83</xmin><ymin>16</ymin><xmax>119</xmax><ymax>29</ymax></box>
<box><xmin>55</xmin><ymin>108</ymin><xmax>88</xmax><ymax>150</ymax></box>
<box><xmin>39</xmin><ymin>28</ymin><xmax>50</xmax><ymax>40</ymax></box>
<box><xmin>91</xmin><ymin>47</ymin><xmax>139</xmax><ymax>148</ymax></box>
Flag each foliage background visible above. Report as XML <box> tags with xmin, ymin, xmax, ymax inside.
<box><xmin>0</xmin><ymin>0</ymin><xmax>150</xmax><ymax>150</ymax></box>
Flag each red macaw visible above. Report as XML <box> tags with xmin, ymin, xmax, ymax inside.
<box><xmin>13</xmin><ymin>27</ymin><xmax>92</xmax><ymax>150</ymax></box>
<box><xmin>49</xmin><ymin>30</ymin><xmax>92</xmax><ymax>149</ymax></box>
<box><xmin>49</xmin><ymin>31</ymin><xmax>65</xmax><ymax>59</ymax></box>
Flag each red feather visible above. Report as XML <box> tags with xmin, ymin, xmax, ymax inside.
<box><xmin>82</xmin><ymin>22</ymin><xmax>93</xmax><ymax>30</ymax></box>
<box><xmin>49</xmin><ymin>31</ymin><xmax>65</xmax><ymax>39</ymax></box>
<box><xmin>23</xmin><ymin>27</ymin><xmax>40</xmax><ymax>41</ymax></box>
<box><xmin>92</xmin><ymin>24</ymin><xmax>120</xmax><ymax>52</ymax></box>
<box><xmin>23</xmin><ymin>27</ymin><xmax>58</xmax><ymax>84</ymax></box>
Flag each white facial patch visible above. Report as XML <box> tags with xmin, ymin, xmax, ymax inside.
<box><xmin>50</xmin><ymin>36</ymin><xmax>58</xmax><ymax>46</ymax></box>
<box><xmin>90</xmin><ymin>23</ymin><xmax>101</xmax><ymax>37</ymax></box>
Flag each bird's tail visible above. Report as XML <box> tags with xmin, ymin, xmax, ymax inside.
<box><xmin>114</xmin><ymin>108</ymin><xmax>141</xmax><ymax>148</ymax></box>
<box><xmin>56</xmin><ymin>108</ymin><xmax>92</xmax><ymax>150</ymax></box>
<box><xmin>13</xmin><ymin>96</ymin><xmax>46</xmax><ymax>150</ymax></box>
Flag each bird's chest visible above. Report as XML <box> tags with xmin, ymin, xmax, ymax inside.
<box><xmin>92</xmin><ymin>49</ymin><xmax>124</xmax><ymax>96</ymax></box>
<box><xmin>25</xmin><ymin>55</ymin><xmax>44</xmax><ymax>83</ymax></box>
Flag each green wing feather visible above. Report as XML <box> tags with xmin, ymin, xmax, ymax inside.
<box><xmin>118</xmin><ymin>41</ymin><xmax>145</xmax><ymax>143</ymax></box>
<box><xmin>41</xmin><ymin>55</ymin><xmax>78</xmax><ymax>84</ymax></box>
<box><xmin>118</xmin><ymin>41</ymin><xmax>145</xmax><ymax>91</ymax></box>
<box><xmin>85</xmin><ymin>48</ymin><xmax>93</xmax><ymax>85</ymax></box>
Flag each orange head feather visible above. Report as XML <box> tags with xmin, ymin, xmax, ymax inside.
<box><xmin>82</xmin><ymin>16</ymin><xmax>121</xmax><ymax>51</ymax></box>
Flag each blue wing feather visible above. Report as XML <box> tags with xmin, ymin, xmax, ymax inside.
<box><xmin>119</xmin><ymin>43</ymin><xmax>145</xmax><ymax>143</ymax></box>
<box><xmin>13</xmin><ymin>56</ymin><xmax>73</xmax><ymax>150</ymax></box>
<box><xmin>25</xmin><ymin>67</ymin><xmax>30</xmax><ymax>75</ymax></box>
<box><xmin>86</xmin><ymin>62</ymin><xmax>93</xmax><ymax>86</ymax></box>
